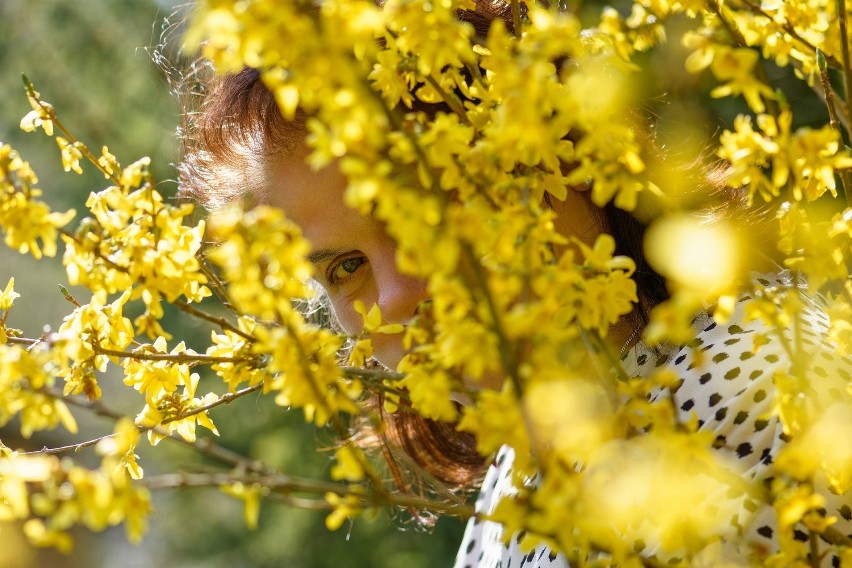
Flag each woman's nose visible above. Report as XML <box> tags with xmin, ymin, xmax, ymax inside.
<box><xmin>374</xmin><ymin>262</ymin><xmax>429</xmax><ymax>325</ymax></box>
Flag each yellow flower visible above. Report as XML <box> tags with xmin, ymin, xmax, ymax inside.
<box><xmin>0</xmin><ymin>277</ymin><xmax>20</xmax><ymax>311</ymax></box>
<box><xmin>221</xmin><ymin>483</ymin><xmax>264</xmax><ymax>530</ymax></box>
<box><xmin>55</xmin><ymin>137</ymin><xmax>84</xmax><ymax>174</ymax></box>
<box><xmin>709</xmin><ymin>47</ymin><xmax>775</xmax><ymax>113</ymax></box>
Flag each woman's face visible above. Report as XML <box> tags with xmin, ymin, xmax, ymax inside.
<box><xmin>265</xmin><ymin>152</ymin><xmax>429</xmax><ymax>368</ymax></box>
<box><xmin>264</xmin><ymin>150</ymin><xmax>602</xmax><ymax>370</ymax></box>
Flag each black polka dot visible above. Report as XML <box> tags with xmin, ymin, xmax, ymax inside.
<box><xmin>757</xmin><ymin>525</ymin><xmax>773</xmax><ymax>538</ymax></box>
<box><xmin>736</xmin><ymin>442</ymin><xmax>753</xmax><ymax>458</ymax></box>
<box><xmin>681</xmin><ymin>399</ymin><xmax>695</xmax><ymax>411</ymax></box>
<box><xmin>733</xmin><ymin>410</ymin><xmax>749</xmax><ymax>424</ymax></box>
<box><xmin>699</xmin><ymin>373</ymin><xmax>712</xmax><ymax>384</ymax></box>
<box><xmin>715</xmin><ymin>407</ymin><xmax>728</xmax><ymax>421</ymax></box>
<box><xmin>708</xmin><ymin>393</ymin><xmax>722</xmax><ymax>407</ymax></box>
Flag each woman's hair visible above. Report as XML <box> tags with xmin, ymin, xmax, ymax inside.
<box><xmin>178</xmin><ymin>0</ymin><xmax>703</xmax><ymax>491</ymax></box>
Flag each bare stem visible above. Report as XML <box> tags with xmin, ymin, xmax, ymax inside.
<box><xmin>809</xmin><ymin>529</ymin><xmax>821</xmax><ymax>568</ymax></box>
<box><xmin>460</xmin><ymin>243</ymin><xmax>523</xmax><ymax>395</ymax></box>
<box><xmin>173</xmin><ymin>298</ymin><xmax>254</xmax><ymax>341</ymax></box>
<box><xmin>94</xmin><ymin>345</ymin><xmax>251</xmax><ymax>365</ymax></box>
<box><xmin>342</xmin><ymin>367</ymin><xmax>411</xmax><ymax>400</ymax></box>
<box><xmin>162</xmin><ymin>383</ymin><xmax>265</xmax><ymax>424</ymax></box>
<box><xmin>423</xmin><ymin>75</ymin><xmax>471</xmax><ymax>125</ymax></box>
<box><xmin>140</xmin><ymin>471</ymin><xmax>475</xmax><ymax>516</ymax></box>
<box><xmin>818</xmin><ymin>49</ymin><xmax>852</xmax><ymax>204</ymax></box>
<box><xmin>20</xmin><ymin>433</ymin><xmax>118</xmax><ymax>456</ymax></box>
<box><xmin>5</xmin><ymin>336</ymin><xmax>41</xmax><ymax>347</ymax></box>
<box><xmin>837</xmin><ymin>0</ymin><xmax>852</xmax><ymax>131</ymax></box>
<box><xmin>510</xmin><ymin>0</ymin><xmax>523</xmax><ymax>37</ymax></box>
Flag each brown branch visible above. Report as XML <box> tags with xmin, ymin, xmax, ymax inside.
<box><xmin>173</xmin><ymin>298</ymin><xmax>254</xmax><ymax>341</ymax></box>
<box><xmin>20</xmin><ymin>433</ymin><xmax>117</xmax><ymax>456</ymax></box>
<box><xmin>840</xmin><ymin>0</ymin><xmax>852</xmax><ymax>132</ymax></box>
<box><xmin>139</xmin><ymin>471</ymin><xmax>475</xmax><ymax>516</ymax></box>
<box><xmin>93</xmin><ymin>345</ymin><xmax>251</xmax><ymax>365</ymax></box>
<box><xmin>161</xmin><ymin>384</ymin><xmax>264</xmax><ymax>424</ymax></box>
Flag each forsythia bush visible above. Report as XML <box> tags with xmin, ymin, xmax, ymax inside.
<box><xmin>1</xmin><ymin>0</ymin><xmax>852</xmax><ymax>565</ymax></box>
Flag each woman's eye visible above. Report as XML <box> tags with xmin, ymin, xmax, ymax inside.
<box><xmin>328</xmin><ymin>256</ymin><xmax>367</xmax><ymax>285</ymax></box>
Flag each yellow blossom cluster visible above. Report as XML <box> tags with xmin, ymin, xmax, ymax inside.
<box><xmin>0</xmin><ymin>421</ymin><xmax>150</xmax><ymax>553</ymax></box>
<box><xmin>0</xmin><ymin>144</ymin><xmax>75</xmax><ymax>259</ymax></box>
<box><xmin>0</xmin><ymin>0</ymin><xmax>851</xmax><ymax>563</ymax></box>
<box><xmin>62</xmin><ymin>158</ymin><xmax>211</xmax><ymax>339</ymax></box>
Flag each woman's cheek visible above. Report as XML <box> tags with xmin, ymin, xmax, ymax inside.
<box><xmin>330</xmin><ymin>301</ymin><xmax>362</xmax><ymax>337</ymax></box>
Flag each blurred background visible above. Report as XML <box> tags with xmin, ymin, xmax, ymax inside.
<box><xmin>0</xmin><ymin>1</ymin><xmax>833</xmax><ymax>567</ymax></box>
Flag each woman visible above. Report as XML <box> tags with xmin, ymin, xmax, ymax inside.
<box><xmin>179</xmin><ymin>1</ymin><xmax>852</xmax><ymax>566</ymax></box>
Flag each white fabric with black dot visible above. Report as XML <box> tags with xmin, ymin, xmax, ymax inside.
<box><xmin>453</xmin><ymin>272</ymin><xmax>852</xmax><ymax>567</ymax></box>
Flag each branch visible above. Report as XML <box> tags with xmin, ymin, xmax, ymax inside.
<box><xmin>173</xmin><ymin>298</ymin><xmax>254</xmax><ymax>341</ymax></box>
<box><xmin>839</xmin><ymin>0</ymin><xmax>852</xmax><ymax>133</ymax></box>
<box><xmin>817</xmin><ymin>50</ymin><xmax>852</xmax><ymax>204</ymax></box>
<box><xmin>20</xmin><ymin>433</ymin><xmax>118</xmax><ymax>456</ymax></box>
<box><xmin>93</xmin><ymin>344</ymin><xmax>252</xmax><ymax>365</ymax></box>
<box><xmin>22</xmin><ymin>75</ymin><xmax>121</xmax><ymax>185</ymax></box>
<box><xmin>161</xmin><ymin>383</ymin><xmax>264</xmax><ymax>424</ymax></box>
<box><xmin>140</xmin><ymin>471</ymin><xmax>475</xmax><ymax>516</ymax></box>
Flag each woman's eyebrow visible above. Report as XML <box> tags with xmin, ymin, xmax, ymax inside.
<box><xmin>307</xmin><ymin>248</ymin><xmax>349</xmax><ymax>264</ymax></box>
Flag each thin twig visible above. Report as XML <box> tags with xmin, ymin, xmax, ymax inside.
<box><xmin>839</xmin><ymin>0</ymin><xmax>852</xmax><ymax>133</ymax></box>
<box><xmin>422</xmin><ymin>75</ymin><xmax>471</xmax><ymax>125</ymax></box>
<box><xmin>818</xmin><ymin>49</ymin><xmax>852</xmax><ymax>204</ymax></box>
<box><xmin>20</xmin><ymin>433</ymin><xmax>118</xmax><ymax>456</ymax></box>
<box><xmin>809</xmin><ymin>529</ymin><xmax>821</xmax><ymax>568</ymax></box>
<box><xmin>173</xmin><ymin>298</ymin><xmax>254</xmax><ymax>341</ymax></box>
<box><xmin>94</xmin><ymin>345</ymin><xmax>251</xmax><ymax>365</ymax></box>
<box><xmin>140</xmin><ymin>471</ymin><xmax>475</xmax><ymax>515</ymax></box>
<box><xmin>5</xmin><ymin>336</ymin><xmax>41</xmax><ymax>347</ymax></box>
<box><xmin>161</xmin><ymin>383</ymin><xmax>264</xmax><ymax>424</ymax></box>
<box><xmin>461</xmin><ymin>243</ymin><xmax>523</xmax><ymax>395</ymax></box>
<box><xmin>510</xmin><ymin>0</ymin><xmax>523</xmax><ymax>37</ymax></box>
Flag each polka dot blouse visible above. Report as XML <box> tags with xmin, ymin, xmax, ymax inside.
<box><xmin>454</xmin><ymin>273</ymin><xmax>852</xmax><ymax>567</ymax></box>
